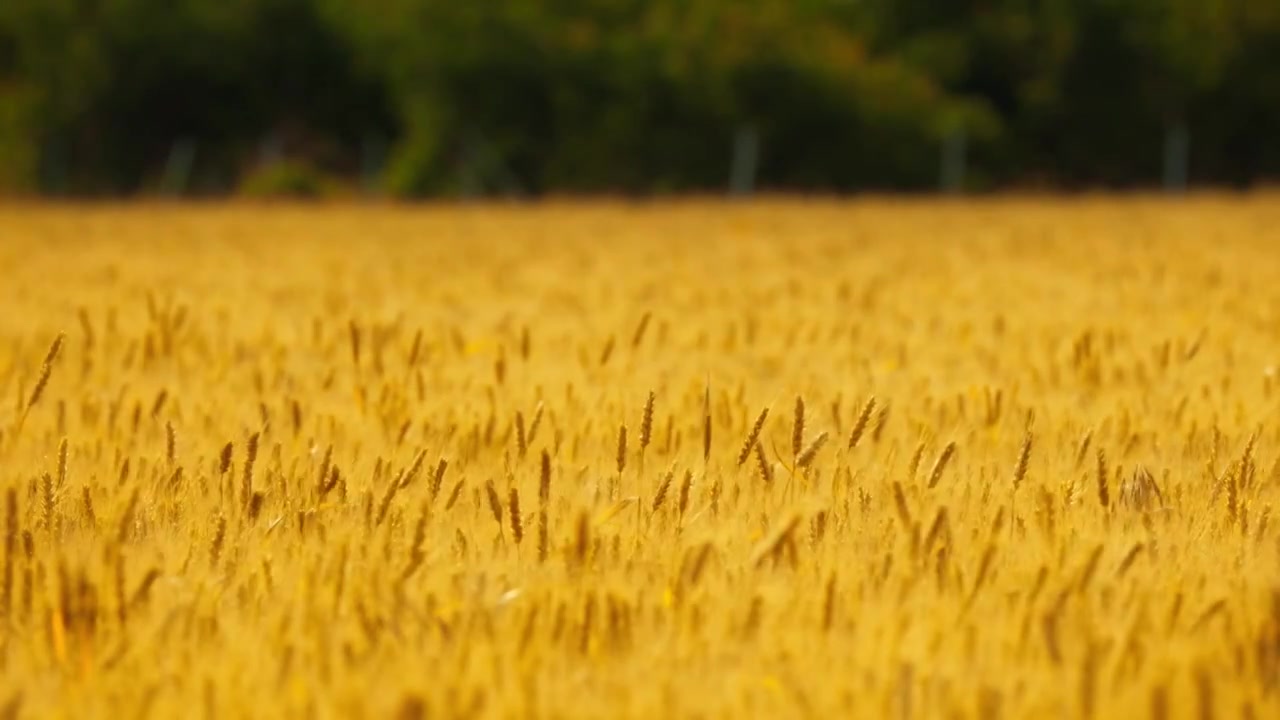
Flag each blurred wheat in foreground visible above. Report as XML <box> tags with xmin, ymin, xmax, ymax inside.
<box><xmin>1</xmin><ymin>197</ymin><xmax>1279</xmax><ymax>719</ymax></box>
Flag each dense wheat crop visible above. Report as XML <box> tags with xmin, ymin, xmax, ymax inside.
<box><xmin>2</xmin><ymin>197</ymin><xmax>1280</xmax><ymax>718</ymax></box>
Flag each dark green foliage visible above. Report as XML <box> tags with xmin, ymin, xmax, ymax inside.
<box><xmin>0</xmin><ymin>0</ymin><xmax>1276</xmax><ymax>196</ymax></box>
<box><xmin>238</xmin><ymin>160</ymin><xmax>338</xmax><ymax>200</ymax></box>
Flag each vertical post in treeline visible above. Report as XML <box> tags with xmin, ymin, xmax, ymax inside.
<box><xmin>1163</xmin><ymin>122</ymin><xmax>1189</xmax><ymax>193</ymax></box>
<box><xmin>160</xmin><ymin>139</ymin><xmax>196</xmax><ymax>197</ymax></box>
<box><xmin>729</xmin><ymin>125</ymin><xmax>759</xmax><ymax>197</ymax></box>
<box><xmin>361</xmin><ymin>134</ymin><xmax>385</xmax><ymax>197</ymax></box>
<box><xmin>940</xmin><ymin>126</ymin><xmax>967</xmax><ymax>193</ymax></box>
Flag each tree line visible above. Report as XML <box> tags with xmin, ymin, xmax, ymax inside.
<box><xmin>1</xmin><ymin>0</ymin><xmax>1277</xmax><ymax>197</ymax></box>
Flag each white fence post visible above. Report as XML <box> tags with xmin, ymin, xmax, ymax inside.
<box><xmin>940</xmin><ymin>126</ymin><xmax>967</xmax><ymax>193</ymax></box>
<box><xmin>1163</xmin><ymin>122</ymin><xmax>1189</xmax><ymax>193</ymax></box>
<box><xmin>729</xmin><ymin>125</ymin><xmax>759</xmax><ymax>197</ymax></box>
<box><xmin>361</xmin><ymin>134</ymin><xmax>386</xmax><ymax>197</ymax></box>
<box><xmin>160</xmin><ymin>138</ymin><xmax>196</xmax><ymax>197</ymax></box>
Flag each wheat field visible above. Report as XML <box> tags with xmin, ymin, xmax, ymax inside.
<box><xmin>1</xmin><ymin>197</ymin><xmax>1280</xmax><ymax>719</ymax></box>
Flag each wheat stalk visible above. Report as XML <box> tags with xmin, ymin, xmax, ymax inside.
<box><xmin>927</xmin><ymin>442</ymin><xmax>957</xmax><ymax>489</ymax></box>
<box><xmin>847</xmin><ymin>396</ymin><xmax>876</xmax><ymax>449</ymax></box>
<box><xmin>737</xmin><ymin>408</ymin><xmax>769</xmax><ymax>466</ymax></box>
<box><xmin>508</xmin><ymin>488</ymin><xmax>524</xmax><ymax>545</ymax></box>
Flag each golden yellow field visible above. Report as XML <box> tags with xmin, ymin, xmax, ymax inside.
<box><xmin>2</xmin><ymin>197</ymin><xmax>1280</xmax><ymax>719</ymax></box>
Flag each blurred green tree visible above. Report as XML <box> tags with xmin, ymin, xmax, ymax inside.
<box><xmin>0</xmin><ymin>0</ymin><xmax>1276</xmax><ymax>195</ymax></box>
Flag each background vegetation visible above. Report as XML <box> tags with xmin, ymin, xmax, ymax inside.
<box><xmin>1</xmin><ymin>0</ymin><xmax>1277</xmax><ymax>196</ymax></box>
